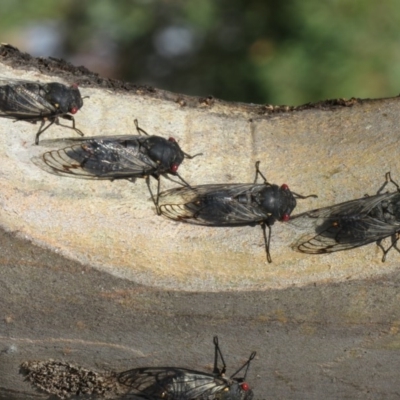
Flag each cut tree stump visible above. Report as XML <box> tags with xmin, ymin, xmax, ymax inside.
<box><xmin>1</xmin><ymin>44</ymin><xmax>400</xmax><ymax>399</ymax></box>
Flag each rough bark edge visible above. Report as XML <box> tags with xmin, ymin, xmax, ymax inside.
<box><xmin>0</xmin><ymin>43</ymin><xmax>387</xmax><ymax>117</ymax></box>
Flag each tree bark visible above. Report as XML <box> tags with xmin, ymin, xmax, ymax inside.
<box><xmin>1</xmin><ymin>44</ymin><xmax>400</xmax><ymax>399</ymax></box>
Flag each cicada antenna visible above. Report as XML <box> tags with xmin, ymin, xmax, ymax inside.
<box><xmin>291</xmin><ymin>191</ymin><xmax>318</xmax><ymax>200</ymax></box>
<box><xmin>134</xmin><ymin>118</ymin><xmax>149</xmax><ymax>136</ymax></box>
<box><xmin>183</xmin><ymin>151</ymin><xmax>203</xmax><ymax>160</ymax></box>
<box><xmin>230</xmin><ymin>351</ymin><xmax>256</xmax><ymax>381</ymax></box>
<box><xmin>213</xmin><ymin>336</ymin><xmax>227</xmax><ymax>375</ymax></box>
<box><xmin>254</xmin><ymin>161</ymin><xmax>317</xmax><ymax>199</ymax></box>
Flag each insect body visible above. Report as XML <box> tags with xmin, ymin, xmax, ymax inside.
<box><xmin>33</xmin><ymin>119</ymin><xmax>200</xmax><ymax>206</ymax></box>
<box><xmin>0</xmin><ymin>78</ymin><xmax>84</xmax><ymax>144</ymax></box>
<box><xmin>292</xmin><ymin>173</ymin><xmax>400</xmax><ymax>261</ymax></box>
<box><xmin>117</xmin><ymin>336</ymin><xmax>256</xmax><ymax>400</ymax></box>
<box><xmin>158</xmin><ymin>161</ymin><xmax>316</xmax><ymax>262</ymax></box>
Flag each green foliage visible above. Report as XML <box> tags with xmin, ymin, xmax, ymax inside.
<box><xmin>0</xmin><ymin>0</ymin><xmax>399</xmax><ymax>105</ymax></box>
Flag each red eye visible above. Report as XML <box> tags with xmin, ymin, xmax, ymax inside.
<box><xmin>281</xmin><ymin>213</ymin><xmax>290</xmax><ymax>222</ymax></box>
<box><xmin>171</xmin><ymin>164</ymin><xmax>179</xmax><ymax>173</ymax></box>
<box><xmin>71</xmin><ymin>83</ymin><xmax>79</xmax><ymax>89</ymax></box>
<box><xmin>70</xmin><ymin>107</ymin><xmax>78</xmax><ymax>114</ymax></box>
<box><xmin>281</xmin><ymin>183</ymin><xmax>289</xmax><ymax>190</ymax></box>
<box><xmin>168</xmin><ymin>137</ymin><xmax>176</xmax><ymax>143</ymax></box>
<box><xmin>240</xmin><ymin>382</ymin><xmax>250</xmax><ymax>391</ymax></box>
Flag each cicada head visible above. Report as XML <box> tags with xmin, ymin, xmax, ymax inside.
<box><xmin>216</xmin><ymin>381</ymin><xmax>254</xmax><ymax>400</ymax></box>
<box><xmin>44</xmin><ymin>82</ymin><xmax>83</xmax><ymax>115</ymax></box>
<box><xmin>145</xmin><ymin>136</ymin><xmax>185</xmax><ymax>174</ymax></box>
<box><xmin>259</xmin><ymin>183</ymin><xmax>297</xmax><ymax>222</ymax></box>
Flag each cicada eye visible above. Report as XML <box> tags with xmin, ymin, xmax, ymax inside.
<box><xmin>170</xmin><ymin>163</ymin><xmax>179</xmax><ymax>173</ymax></box>
<box><xmin>168</xmin><ymin>137</ymin><xmax>177</xmax><ymax>143</ymax></box>
<box><xmin>240</xmin><ymin>382</ymin><xmax>250</xmax><ymax>391</ymax></box>
<box><xmin>70</xmin><ymin>107</ymin><xmax>79</xmax><ymax>114</ymax></box>
<box><xmin>281</xmin><ymin>213</ymin><xmax>290</xmax><ymax>222</ymax></box>
<box><xmin>281</xmin><ymin>183</ymin><xmax>289</xmax><ymax>190</ymax></box>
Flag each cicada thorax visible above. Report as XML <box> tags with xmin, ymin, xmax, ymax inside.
<box><xmin>253</xmin><ymin>183</ymin><xmax>297</xmax><ymax>222</ymax></box>
<box><xmin>142</xmin><ymin>135</ymin><xmax>185</xmax><ymax>174</ymax></box>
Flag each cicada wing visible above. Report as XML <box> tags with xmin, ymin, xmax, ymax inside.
<box><xmin>38</xmin><ymin>135</ymin><xmax>145</xmax><ymax>148</ymax></box>
<box><xmin>299</xmin><ymin>193</ymin><xmax>393</xmax><ymax>219</ymax></box>
<box><xmin>0</xmin><ymin>81</ymin><xmax>56</xmax><ymax>118</ymax></box>
<box><xmin>294</xmin><ymin>217</ymin><xmax>392</xmax><ymax>254</ymax></box>
<box><xmin>158</xmin><ymin>184</ymin><xmax>271</xmax><ymax>225</ymax></box>
<box><xmin>118</xmin><ymin>367</ymin><xmax>227</xmax><ymax>400</ymax></box>
<box><xmin>292</xmin><ymin>193</ymin><xmax>400</xmax><ymax>254</ymax></box>
<box><xmin>32</xmin><ymin>137</ymin><xmax>157</xmax><ymax>179</ymax></box>
<box><xmin>118</xmin><ymin>367</ymin><xmax>178</xmax><ymax>399</ymax></box>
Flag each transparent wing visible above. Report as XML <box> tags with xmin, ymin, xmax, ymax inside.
<box><xmin>118</xmin><ymin>367</ymin><xmax>227</xmax><ymax>400</ymax></box>
<box><xmin>32</xmin><ymin>136</ymin><xmax>157</xmax><ymax>179</ymax></box>
<box><xmin>292</xmin><ymin>192</ymin><xmax>400</xmax><ymax>253</ymax></box>
<box><xmin>158</xmin><ymin>184</ymin><xmax>271</xmax><ymax>225</ymax></box>
<box><xmin>38</xmin><ymin>135</ymin><xmax>145</xmax><ymax>148</ymax></box>
<box><xmin>0</xmin><ymin>80</ymin><xmax>56</xmax><ymax>117</ymax></box>
<box><xmin>293</xmin><ymin>192</ymin><xmax>393</xmax><ymax>220</ymax></box>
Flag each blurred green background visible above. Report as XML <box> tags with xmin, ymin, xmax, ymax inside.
<box><xmin>1</xmin><ymin>0</ymin><xmax>399</xmax><ymax>105</ymax></box>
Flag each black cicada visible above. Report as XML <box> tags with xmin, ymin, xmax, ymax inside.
<box><xmin>292</xmin><ymin>172</ymin><xmax>400</xmax><ymax>261</ymax></box>
<box><xmin>0</xmin><ymin>78</ymin><xmax>84</xmax><ymax>144</ymax></box>
<box><xmin>117</xmin><ymin>336</ymin><xmax>256</xmax><ymax>400</ymax></box>
<box><xmin>33</xmin><ymin>119</ymin><xmax>200</xmax><ymax>206</ymax></box>
<box><xmin>158</xmin><ymin>161</ymin><xmax>317</xmax><ymax>262</ymax></box>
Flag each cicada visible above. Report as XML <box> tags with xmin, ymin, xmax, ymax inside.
<box><xmin>117</xmin><ymin>336</ymin><xmax>256</xmax><ymax>400</ymax></box>
<box><xmin>33</xmin><ymin>119</ymin><xmax>200</xmax><ymax>206</ymax></box>
<box><xmin>0</xmin><ymin>78</ymin><xmax>84</xmax><ymax>144</ymax></box>
<box><xmin>292</xmin><ymin>172</ymin><xmax>400</xmax><ymax>261</ymax></box>
<box><xmin>158</xmin><ymin>161</ymin><xmax>317</xmax><ymax>262</ymax></box>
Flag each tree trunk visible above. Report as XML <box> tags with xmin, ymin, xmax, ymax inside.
<box><xmin>1</xmin><ymin>44</ymin><xmax>400</xmax><ymax>399</ymax></box>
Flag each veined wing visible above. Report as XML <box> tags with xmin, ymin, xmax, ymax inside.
<box><xmin>292</xmin><ymin>192</ymin><xmax>400</xmax><ymax>254</ymax></box>
<box><xmin>0</xmin><ymin>80</ymin><xmax>56</xmax><ymax>117</ymax></box>
<box><xmin>293</xmin><ymin>192</ymin><xmax>397</xmax><ymax>220</ymax></box>
<box><xmin>32</xmin><ymin>137</ymin><xmax>157</xmax><ymax>179</ymax></box>
<box><xmin>38</xmin><ymin>135</ymin><xmax>146</xmax><ymax>147</ymax></box>
<box><xmin>118</xmin><ymin>367</ymin><xmax>227</xmax><ymax>400</ymax></box>
<box><xmin>158</xmin><ymin>184</ymin><xmax>270</xmax><ymax>225</ymax></box>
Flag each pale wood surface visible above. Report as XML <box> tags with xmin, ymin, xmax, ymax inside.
<box><xmin>1</xmin><ymin>46</ymin><xmax>400</xmax><ymax>399</ymax></box>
